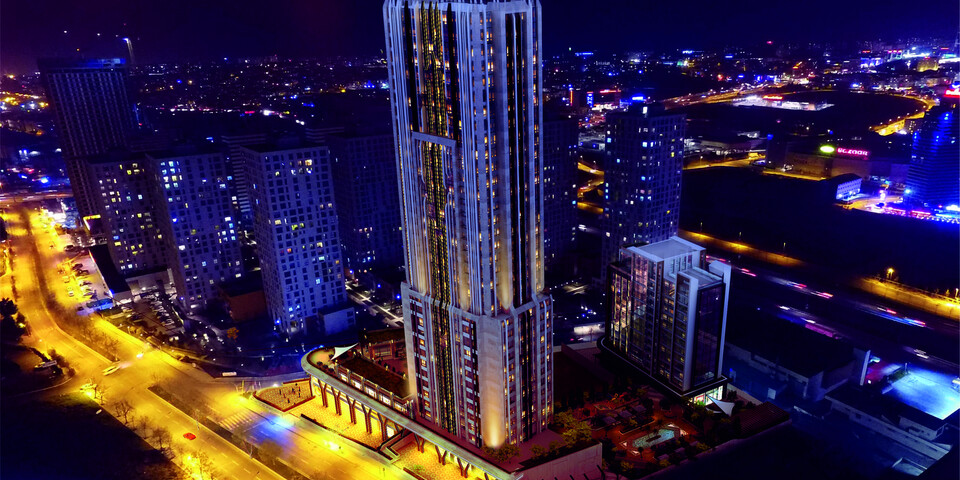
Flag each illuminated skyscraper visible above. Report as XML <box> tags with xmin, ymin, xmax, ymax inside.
<box><xmin>384</xmin><ymin>0</ymin><xmax>552</xmax><ymax>448</ymax></box>
<box><xmin>905</xmin><ymin>104</ymin><xmax>959</xmax><ymax>208</ymax></box>
<box><xmin>39</xmin><ymin>58</ymin><xmax>137</xmax><ymax>219</ymax></box>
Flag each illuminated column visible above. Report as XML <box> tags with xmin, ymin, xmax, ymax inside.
<box><xmin>384</xmin><ymin>0</ymin><xmax>552</xmax><ymax>448</ymax></box>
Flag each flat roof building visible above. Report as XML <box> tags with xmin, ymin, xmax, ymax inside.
<box><xmin>242</xmin><ymin>140</ymin><xmax>352</xmax><ymax>336</ymax></box>
<box><xmin>148</xmin><ymin>145</ymin><xmax>244</xmax><ymax>313</ymax></box>
<box><xmin>601</xmin><ymin>104</ymin><xmax>685</xmax><ymax>283</ymax></box>
<box><xmin>605</xmin><ymin>236</ymin><xmax>731</xmax><ymax>399</ymax></box>
<box><xmin>40</xmin><ymin>58</ymin><xmax>137</xmax><ymax>219</ymax></box>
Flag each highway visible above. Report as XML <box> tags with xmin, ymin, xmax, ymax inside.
<box><xmin>714</xmin><ymin>252</ymin><xmax>960</xmax><ymax>374</ymax></box>
<box><xmin>1</xmin><ymin>200</ymin><xmax>409</xmax><ymax>480</ymax></box>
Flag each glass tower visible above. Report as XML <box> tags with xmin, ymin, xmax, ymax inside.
<box><xmin>607</xmin><ymin>237</ymin><xmax>730</xmax><ymax>396</ymax></box>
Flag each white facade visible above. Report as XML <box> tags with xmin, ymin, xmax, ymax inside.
<box><xmin>243</xmin><ymin>143</ymin><xmax>349</xmax><ymax>336</ymax></box>
<box><xmin>149</xmin><ymin>149</ymin><xmax>244</xmax><ymax>313</ymax></box>
<box><xmin>385</xmin><ymin>0</ymin><xmax>552</xmax><ymax>448</ymax></box>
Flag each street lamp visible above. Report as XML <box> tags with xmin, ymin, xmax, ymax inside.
<box><xmin>886</xmin><ymin>267</ymin><xmax>895</xmax><ymax>280</ymax></box>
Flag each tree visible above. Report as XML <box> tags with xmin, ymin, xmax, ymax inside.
<box><xmin>555</xmin><ymin>410</ymin><xmax>576</xmax><ymax>429</ymax></box>
<box><xmin>0</xmin><ymin>315</ymin><xmax>26</xmax><ymax>343</ymax></box>
<box><xmin>226</xmin><ymin>327</ymin><xmax>239</xmax><ymax>341</ymax></box>
<box><xmin>194</xmin><ymin>451</ymin><xmax>217</xmax><ymax>480</ymax></box>
<box><xmin>259</xmin><ymin>439</ymin><xmax>284</xmax><ymax>466</ymax></box>
<box><xmin>152</xmin><ymin>426</ymin><xmax>173</xmax><ymax>451</ymax></box>
<box><xmin>530</xmin><ymin>444</ymin><xmax>546</xmax><ymax>459</ymax></box>
<box><xmin>93</xmin><ymin>383</ymin><xmax>108</xmax><ymax>403</ymax></box>
<box><xmin>562</xmin><ymin>418</ymin><xmax>592</xmax><ymax>446</ymax></box>
<box><xmin>548</xmin><ymin>440</ymin><xmax>564</xmax><ymax>455</ymax></box>
<box><xmin>0</xmin><ymin>298</ymin><xmax>18</xmax><ymax>319</ymax></box>
<box><xmin>113</xmin><ymin>399</ymin><xmax>134</xmax><ymax>424</ymax></box>
<box><xmin>132</xmin><ymin>414</ymin><xmax>150</xmax><ymax>436</ymax></box>
<box><xmin>484</xmin><ymin>443</ymin><xmax>520</xmax><ymax>463</ymax></box>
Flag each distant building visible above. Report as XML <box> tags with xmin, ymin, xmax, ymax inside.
<box><xmin>242</xmin><ymin>140</ymin><xmax>352</xmax><ymax>337</ymax></box>
<box><xmin>767</xmin><ymin>137</ymin><xmax>912</xmax><ymax>186</ymax></box>
<box><xmin>221</xmin><ymin>131</ymin><xmax>268</xmax><ymax>232</ymax></box>
<box><xmin>148</xmin><ymin>146</ymin><xmax>244</xmax><ymax>314</ymax></box>
<box><xmin>826</xmin><ymin>173</ymin><xmax>862</xmax><ymax>201</ymax></box>
<box><xmin>827</xmin><ymin>384</ymin><xmax>956</xmax><ymax>460</ymax></box>
<box><xmin>542</xmin><ymin>110</ymin><xmax>580</xmax><ymax>279</ymax></box>
<box><xmin>724</xmin><ymin>314</ymin><xmax>869</xmax><ymax>402</ymax></box>
<box><xmin>905</xmin><ymin>105</ymin><xmax>959</xmax><ymax>208</ymax></box>
<box><xmin>328</xmin><ymin>132</ymin><xmax>403</xmax><ymax>274</ymax></box>
<box><xmin>601</xmin><ymin>105</ymin><xmax>685</xmax><ymax>283</ymax></box>
<box><xmin>39</xmin><ymin>58</ymin><xmax>137</xmax><ymax>219</ymax></box>
<box><xmin>604</xmin><ymin>236</ymin><xmax>730</xmax><ymax>400</ymax></box>
<box><xmin>84</xmin><ymin>151</ymin><xmax>166</xmax><ymax>276</ymax></box>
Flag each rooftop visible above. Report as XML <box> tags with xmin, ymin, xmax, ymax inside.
<box><xmin>145</xmin><ymin>143</ymin><xmax>222</xmax><ymax>159</ymax></box>
<box><xmin>88</xmin><ymin>244</ymin><xmax>130</xmax><ymax>295</ymax></box>
<box><xmin>678</xmin><ymin>266</ymin><xmax>723</xmax><ymax>288</ymax></box>
<box><xmin>360</xmin><ymin>327</ymin><xmax>405</xmax><ymax>344</ymax></box>
<box><xmin>305</xmin><ymin>347</ymin><xmax>409</xmax><ymax>398</ymax></box>
<box><xmin>626</xmin><ymin>236</ymin><xmax>704</xmax><ymax>262</ymax></box>
<box><xmin>84</xmin><ymin>150</ymin><xmax>147</xmax><ymax>165</ymax></box>
<box><xmin>241</xmin><ymin>137</ymin><xmax>320</xmax><ymax>153</ymax></box>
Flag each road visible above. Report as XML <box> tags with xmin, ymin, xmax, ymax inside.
<box><xmin>2</xmin><ymin>200</ymin><xmax>409</xmax><ymax>480</ymax></box>
<box><xmin>347</xmin><ymin>284</ymin><xmax>402</xmax><ymax>328</ymax></box>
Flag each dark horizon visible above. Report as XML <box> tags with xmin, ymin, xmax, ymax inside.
<box><xmin>2</xmin><ymin>0</ymin><xmax>958</xmax><ymax>73</ymax></box>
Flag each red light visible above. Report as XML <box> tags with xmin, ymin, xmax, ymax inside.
<box><xmin>945</xmin><ymin>88</ymin><xmax>960</xmax><ymax>98</ymax></box>
<box><xmin>837</xmin><ymin>147</ymin><xmax>869</xmax><ymax>157</ymax></box>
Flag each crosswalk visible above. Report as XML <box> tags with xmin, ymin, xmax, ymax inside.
<box><xmin>219</xmin><ymin>409</ymin><xmax>262</xmax><ymax>432</ymax></box>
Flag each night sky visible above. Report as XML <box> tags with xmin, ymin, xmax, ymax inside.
<box><xmin>2</xmin><ymin>0</ymin><xmax>957</xmax><ymax>73</ymax></box>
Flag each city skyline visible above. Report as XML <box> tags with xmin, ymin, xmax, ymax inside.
<box><xmin>3</xmin><ymin>0</ymin><xmax>959</xmax><ymax>73</ymax></box>
<box><xmin>2</xmin><ymin>0</ymin><xmax>959</xmax><ymax>479</ymax></box>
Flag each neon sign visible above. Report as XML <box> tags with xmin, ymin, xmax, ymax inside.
<box><xmin>837</xmin><ymin>147</ymin><xmax>869</xmax><ymax>157</ymax></box>
<box><xmin>945</xmin><ymin>87</ymin><xmax>960</xmax><ymax>98</ymax></box>
<box><xmin>763</xmin><ymin>95</ymin><xmax>783</xmax><ymax>100</ymax></box>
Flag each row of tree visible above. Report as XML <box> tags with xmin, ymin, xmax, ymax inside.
<box><xmin>0</xmin><ymin>297</ymin><xmax>28</xmax><ymax>343</ymax></box>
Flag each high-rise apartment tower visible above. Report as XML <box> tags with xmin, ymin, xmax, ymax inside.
<box><xmin>384</xmin><ymin>0</ymin><xmax>553</xmax><ymax>448</ymax></box>
<box><xmin>40</xmin><ymin>58</ymin><xmax>137</xmax><ymax>219</ymax></box>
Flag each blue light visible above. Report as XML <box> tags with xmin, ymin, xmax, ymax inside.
<box><xmin>39</xmin><ymin>176</ymin><xmax>50</xmax><ymax>184</ymax></box>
